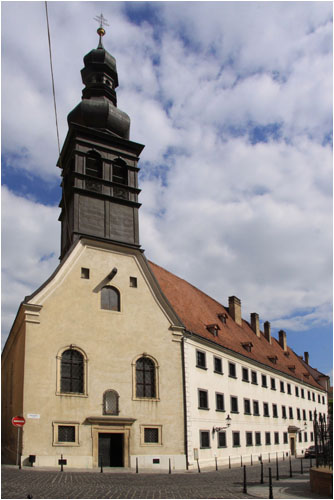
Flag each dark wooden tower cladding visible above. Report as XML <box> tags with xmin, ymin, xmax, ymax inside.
<box><xmin>57</xmin><ymin>34</ymin><xmax>144</xmax><ymax>260</ymax></box>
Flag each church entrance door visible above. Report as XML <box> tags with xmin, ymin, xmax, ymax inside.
<box><xmin>98</xmin><ymin>433</ymin><xmax>124</xmax><ymax>467</ymax></box>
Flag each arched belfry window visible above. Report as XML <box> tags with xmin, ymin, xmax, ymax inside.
<box><xmin>60</xmin><ymin>349</ymin><xmax>84</xmax><ymax>394</ymax></box>
<box><xmin>101</xmin><ymin>286</ymin><xmax>120</xmax><ymax>311</ymax></box>
<box><xmin>136</xmin><ymin>357</ymin><xmax>156</xmax><ymax>398</ymax></box>
<box><xmin>112</xmin><ymin>159</ymin><xmax>128</xmax><ymax>199</ymax></box>
<box><xmin>103</xmin><ymin>390</ymin><xmax>119</xmax><ymax>415</ymax></box>
<box><xmin>86</xmin><ymin>151</ymin><xmax>102</xmax><ymax>192</ymax></box>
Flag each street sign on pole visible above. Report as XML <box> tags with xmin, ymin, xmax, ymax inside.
<box><xmin>12</xmin><ymin>416</ymin><xmax>25</xmax><ymax>427</ymax></box>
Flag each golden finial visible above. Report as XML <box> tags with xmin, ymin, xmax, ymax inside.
<box><xmin>94</xmin><ymin>13</ymin><xmax>109</xmax><ymax>47</ymax></box>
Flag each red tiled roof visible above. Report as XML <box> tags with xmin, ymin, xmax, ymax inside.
<box><xmin>149</xmin><ymin>261</ymin><xmax>324</xmax><ymax>391</ymax></box>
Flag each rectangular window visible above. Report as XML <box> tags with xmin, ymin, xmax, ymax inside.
<box><xmin>301</xmin><ymin>388</ymin><xmax>305</xmax><ymax>399</ymax></box>
<box><xmin>282</xmin><ymin>406</ymin><xmax>287</xmax><ymax>419</ymax></box>
<box><xmin>231</xmin><ymin>396</ymin><xmax>239</xmax><ymax>413</ymax></box>
<box><xmin>216</xmin><ymin>393</ymin><xmax>225</xmax><ymax>412</ymax></box>
<box><xmin>318</xmin><ymin>394</ymin><xmax>321</xmax><ymax>403</ymax></box>
<box><xmin>218</xmin><ymin>431</ymin><xmax>226</xmax><ymax>448</ymax></box>
<box><xmin>289</xmin><ymin>407</ymin><xmax>293</xmax><ymax>419</ymax></box>
<box><xmin>242</xmin><ymin>367</ymin><xmax>249</xmax><ymax>382</ymax></box>
<box><xmin>251</xmin><ymin>370</ymin><xmax>258</xmax><ymax>385</ymax></box>
<box><xmin>295</xmin><ymin>386</ymin><xmax>299</xmax><ymax>397</ymax></box>
<box><xmin>322</xmin><ymin>396</ymin><xmax>325</xmax><ymax>404</ymax></box>
<box><xmin>144</xmin><ymin>427</ymin><xmax>159</xmax><ymax>443</ymax></box>
<box><xmin>198</xmin><ymin>390</ymin><xmax>209</xmax><ymax>409</ymax></box>
<box><xmin>309</xmin><ymin>410</ymin><xmax>312</xmax><ymax>421</ymax></box>
<box><xmin>229</xmin><ymin>362</ymin><xmax>236</xmax><ymax>378</ymax></box>
<box><xmin>232</xmin><ymin>431</ymin><xmax>240</xmax><ymax>447</ymax></box>
<box><xmin>244</xmin><ymin>398</ymin><xmax>251</xmax><ymax>415</ymax></box>
<box><xmin>265</xmin><ymin>432</ymin><xmax>271</xmax><ymax>445</ymax></box>
<box><xmin>310</xmin><ymin>432</ymin><xmax>314</xmax><ymax>441</ymax></box>
<box><xmin>287</xmin><ymin>383</ymin><xmax>291</xmax><ymax>395</ymax></box>
<box><xmin>81</xmin><ymin>267</ymin><xmax>90</xmax><ymax>279</ymax></box>
<box><xmin>53</xmin><ymin>422</ymin><xmax>79</xmax><ymax>446</ymax></box>
<box><xmin>261</xmin><ymin>374</ymin><xmax>267</xmax><ymax>388</ymax></box>
<box><xmin>255</xmin><ymin>432</ymin><xmax>261</xmax><ymax>446</ymax></box>
<box><xmin>274</xmin><ymin>432</ymin><xmax>279</xmax><ymax>444</ymax></box>
<box><xmin>272</xmin><ymin>404</ymin><xmax>278</xmax><ymax>418</ymax></box>
<box><xmin>263</xmin><ymin>402</ymin><xmax>269</xmax><ymax>417</ymax></box>
<box><xmin>302</xmin><ymin>409</ymin><xmax>306</xmax><ymax>420</ymax></box>
<box><xmin>297</xmin><ymin>408</ymin><xmax>301</xmax><ymax>420</ymax></box>
<box><xmin>312</xmin><ymin>392</ymin><xmax>315</xmax><ymax>402</ymax></box>
<box><xmin>308</xmin><ymin>391</ymin><xmax>311</xmax><ymax>400</ymax></box>
<box><xmin>196</xmin><ymin>351</ymin><xmax>206</xmax><ymax>369</ymax></box>
<box><xmin>246</xmin><ymin>432</ymin><xmax>253</xmax><ymax>446</ymax></box>
<box><xmin>214</xmin><ymin>357</ymin><xmax>223</xmax><ymax>374</ymax></box>
<box><xmin>253</xmin><ymin>400</ymin><xmax>260</xmax><ymax>416</ymax></box>
<box><xmin>200</xmin><ymin>430</ymin><xmax>210</xmax><ymax>449</ymax></box>
<box><xmin>304</xmin><ymin>432</ymin><xmax>308</xmax><ymax>442</ymax></box>
<box><xmin>129</xmin><ymin>276</ymin><xmax>138</xmax><ymax>288</ymax></box>
<box><xmin>283</xmin><ymin>432</ymin><xmax>288</xmax><ymax>444</ymax></box>
<box><xmin>280</xmin><ymin>381</ymin><xmax>285</xmax><ymax>393</ymax></box>
<box><xmin>270</xmin><ymin>378</ymin><xmax>276</xmax><ymax>390</ymax></box>
<box><xmin>299</xmin><ymin>432</ymin><xmax>302</xmax><ymax>442</ymax></box>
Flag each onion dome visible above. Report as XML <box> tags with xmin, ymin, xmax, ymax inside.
<box><xmin>67</xmin><ymin>22</ymin><xmax>130</xmax><ymax>139</ymax></box>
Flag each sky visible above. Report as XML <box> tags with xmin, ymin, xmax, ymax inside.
<box><xmin>1</xmin><ymin>1</ymin><xmax>333</xmax><ymax>381</ymax></box>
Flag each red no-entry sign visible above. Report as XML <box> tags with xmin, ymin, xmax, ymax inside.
<box><xmin>12</xmin><ymin>416</ymin><xmax>25</xmax><ymax>427</ymax></box>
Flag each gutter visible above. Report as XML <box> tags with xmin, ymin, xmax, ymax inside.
<box><xmin>181</xmin><ymin>336</ymin><xmax>189</xmax><ymax>469</ymax></box>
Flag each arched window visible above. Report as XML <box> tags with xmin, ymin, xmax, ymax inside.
<box><xmin>112</xmin><ymin>159</ymin><xmax>128</xmax><ymax>199</ymax></box>
<box><xmin>103</xmin><ymin>390</ymin><xmax>119</xmax><ymax>415</ymax></box>
<box><xmin>86</xmin><ymin>151</ymin><xmax>102</xmax><ymax>192</ymax></box>
<box><xmin>60</xmin><ymin>349</ymin><xmax>84</xmax><ymax>394</ymax></box>
<box><xmin>136</xmin><ymin>357</ymin><xmax>156</xmax><ymax>398</ymax></box>
<box><xmin>101</xmin><ymin>286</ymin><xmax>120</xmax><ymax>311</ymax></box>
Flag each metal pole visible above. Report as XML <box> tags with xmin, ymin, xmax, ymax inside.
<box><xmin>241</xmin><ymin>455</ymin><xmax>243</xmax><ymax>467</ymax></box>
<box><xmin>136</xmin><ymin>457</ymin><xmax>138</xmax><ymax>473</ymax></box>
<box><xmin>16</xmin><ymin>427</ymin><xmax>21</xmax><ymax>468</ymax></box>
<box><xmin>19</xmin><ymin>453</ymin><xmax>22</xmax><ymax>470</ymax></box>
<box><xmin>60</xmin><ymin>454</ymin><xmax>63</xmax><ymax>472</ymax></box>
<box><xmin>229</xmin><ymin>456</ymin><xmax>231</xmax><ymax>469</ymax></box>
<box><xmin>269</xmin><ymin>467</ymin><xmax>273</xmax><ymax>499</ymax></box>
<box><xmin>260</xmin><ymin>461</ymin><xmax>264</xmax><ymax>484</ymax></box>
<box><xmin>169</xmin><ymin>458</ymin><xmax>171</xmax><ymax>474</ymax></box>
<box><xmin>251</xmin><ymin>454</ymin><xmax>253</xmax><ymax>466</ymax></box>
<box><xmin>243</xmin><ymin>465</ymin><xmax>247</xmax><ymax>494</ymax></box>
<box><xmin>289</xmin><ymin>454</ymin><xmax>292</xmax><ymax>477</ymax></box>
<box><xmin>300</xmin><ymin>458</ymin><xmax>303</xmax><ymax>474</ymax></box>
<box><xmin>215</xmin><ymin>456</ymin><xmax>218</xmax><ymax>471</ymax></box>
<box><xmin>100</xmin><ymin>454</ymin><xmax>103</xmax><ymax>473</ymax></box>
<box><xmin>197</xmin><ymin>458</ymin><xmax>201</xmax><ymax>473</ymax></box>
<box><xmin>276</xmin><ymin>453</ymin><xmax>279</xmax><ymax>480</ymax></box>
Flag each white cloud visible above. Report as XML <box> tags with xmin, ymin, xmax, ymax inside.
<box><xmin>1</xmin><ymin>1</ymin><xmax>332</xmax><ymax>353</ymax></box>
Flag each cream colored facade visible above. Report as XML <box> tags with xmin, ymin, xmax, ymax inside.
<box><xmin>183</xmin><ymin>335</ymin><xmax>328</xmax><ymax>469</ymax></box>
<box><xmin>2</xmin><ymin>238</ymin><xmax>186</xmax><ymax>469</ymax></box>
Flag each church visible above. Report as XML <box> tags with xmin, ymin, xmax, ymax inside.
<box><xmin>2</xmin><ymin>25</ymin><xmax>329</xmax><ymax>470</ymax></box>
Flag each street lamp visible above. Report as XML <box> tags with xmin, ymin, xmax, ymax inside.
<box><xmin>212</xmin><ymin>414</ymin><xmax>232</xmax><ymax>434</ymax></box>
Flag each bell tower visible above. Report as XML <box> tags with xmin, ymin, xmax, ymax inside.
<box><xmin>58</xmin><ymin>20</ymin><xmax>144</xmax><ymax>260</ymax></box>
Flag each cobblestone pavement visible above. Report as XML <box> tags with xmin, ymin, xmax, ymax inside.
<box><xmin>1</xmin><ymin>458</ymin><xmax>328</xmax><ymax>499</ymax></box>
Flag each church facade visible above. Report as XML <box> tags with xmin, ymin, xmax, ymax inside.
<box><xmin>2</xmin><ymin>27</ymin><xmax>329</xmax><ymax>470</ymax></box>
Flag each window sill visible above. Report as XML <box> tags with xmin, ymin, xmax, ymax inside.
<box><xmin>200</xmin><ymin>447</ymin><xmax>211</xmax><ymax>450</ymax></box>
<box><xmin>231</xmin><ymin>411</ymin><xmax>239</xmax><ymax>414</ymax></box>
<box><xmin>53</xmin><ymin>442</ymin><xmax>80</xmax><ymax>447</ymax></box>
<box><xmin>246</xmin><ymin>444</ymin><xmax>253</xmax><ymax>447</ymax></box>
<box><xmin>216</xmin><ymin>409</ymin><xmax>226</xmax><ymax>413</ymax></box>
<box><xmin>253</xmin><ymin>413</ymin><xmax>260</xmax><ymax>417</ymax></box>
<box><xmin>133</xmin><ymin>397</ymin><xmax>160</xmax><ymax>402</ymax></box>
<box><xmin>214</xmin><ymin>371</ymin><xmax>224</xmax><ymax>375</ymax></box>
<box><xmin>56</xmin><ymin>392</ymin><xmax>88</xmax><ymax>398</ymax></box>
<box><xmin>233</xmin><ymin>445</ymin><xmax>241</xmax><ymax>448</ymax></box>
<box><xmin>251</xmin><ymin>382</ymin><xmax>258</xmax><ymax>385</ymax></box>
<box><xmin>264</xmin><ymin>415</ymin><xmax>270</xmax><ymax>418</ymax></box>
<box><xmin>271</xmin><ymin>388</ymin><xmax>276</xmax><ymax>391</ymax></box>
<box><xmin>273</xmin><ymin>416</ymin><xmax>278</xmax><ymax>419</ymax></box>
<box><xmin>262</xmin><ymin>386</ymin><xmax>268</xmax><ymax>389</ymax></box>
<box><xmin>255</xmin><ymin>444</ymin><xmax>262</xmax><ymax>446</ymax></box>
<box><xmin>198</xmin><ymin>407</ymin><xmax>210</xmax><ymax>411</ymax></box>
<box><xmin>244</xmin><ymin>412</ymin><xmax>251</xmax><ymax>416</ymax></box>
<box><xmin>218</xmin><ymin>445</ymin><xmax>227</xmax><ymax>448</ymax></box>
<box><xmin>242</xmin><ymin>379</ymin><xmax>250</xmax><ymax>383</ymax></box>
<box><xmin>228</xmin><ymin>375</ymin><xmax>237</xmax><ymax>379</ymax></box>
<box><xmin>196</xmin><ymin>365</ymin><xmax>207</xmax><ymax>370</ymax></box>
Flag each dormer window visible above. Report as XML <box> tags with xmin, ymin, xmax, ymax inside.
<box><xmin>268</xmin><ymin>355</ymin><xmax>278</xmax><ymax>364</ymax></box>
<box><xmin>303</xmin><ymin>372</ymin><xmax>310</xmax><ymax>379</ymax></box>
<box><xmin>288</xmin><ymin>365</ymin><xmax>296</xmax><ymax>373</ymax></box>
<box><xmin>206</xmin><ymin>324</ymin><xmax>220</xmax><ymax>336</ymax></box>
<box><xmin>284</xmin><ymin>352</ymin><xmax>290</xmax><ymax>357</ymax></box>
<box><xmin>241</xmin><ymin>342</ymin><xmax>253</xmax><ymax>353</ymax></box>
<box><xmin>218</xmin><ymin>313</ymin><xmax>227</xmax><ymax>324</ymax></box>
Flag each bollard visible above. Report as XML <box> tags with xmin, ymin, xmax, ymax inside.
<box><xmin>241</xmin><ymin>455</ymin><xmax>243</xmax><ymax>467</ymax></box>
<box><xmin>243</xmin><ymin>465</ymin><xmax>247</xmax><ymax>494</ymax></box>
<box><xmin>276</xmin><ymin>454</ymin><xmax>279</xmax><ymax>480</ymax></box>
<box><xmin>283</xmin><ymin>451</ymin><xmax>285</xmax><ymax>461</ymax></box>
<box><xmin>27</xmin><ymin>495</ymin><xmax>33</xmax><ymax>499</ymax></box>
<box><xmin>289</xmin><ymin>455</ymin><xmax>292</xmax><ymax>477</ymax></box>
<box><xmin>215</xmin><ymin>456</ymin><xmax>218</xmax><ymax>471</ymax></box>
<box><xmin>229</xmin><ymin>456</ymin><xmax>231</xmax><ymax>469</ymax></box>
<box><xmin>60</xmin><ymin>454</ymin><xmax>63</xmax><ymax>472</ymax></box>
<box><xmin>260</xmin><ymin>461</ymin><xmax>264</xmax><ymax>484</ymax></box>
<box><xmin>310</xmin><ymin>456</ymin><xmax>312</xmax><ymax>468</ymax></box>
<box><xmin>269</xmin><ymin>467</ymin><xmax>274</xmax><ymax>499</ymax></box>
<box><xmin>19</xmin><ymin>454</ymin><xmax>22</xmax><ymax>470</ymax></box>
<box><xmin>251</xmin><ymin>454</ymin><xmax>253</xmax><ymax>466</ymax></box>
<box><xmin>300</xmin><ymin>458</ymin><xmax>303</xmax><ymax>475</ymax></box>
<box><xmin>268</xmin><ymin>452</ymin><xmax>271</xmax><ymax>463</ymax></box>
<box><xmin>136</xmin><ymin>457</ymin><xmax>139</xmax><ymax>473</ymax></box>
<box><xmin>197</xmin><ymin>458</ymin><xmax>201</xmax><ymax>473</ymax></box>
<box><xmin>100</xmin><ymin>454</ymin><xmax>103</xmax><ymax>473</ymax></box>
<box><xmin>169</xmin><ymin>458</ymin><xmax>171</xmax><ymax>474</ymax></box>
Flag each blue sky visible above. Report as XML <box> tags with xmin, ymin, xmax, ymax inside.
<box><xmin>2</xmin><ymin>1</ymin><xmax>333</xmax><ymax>381</ymax></box>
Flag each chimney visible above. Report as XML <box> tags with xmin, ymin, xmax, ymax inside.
<box><xmin>264</xmin><ymin>321</ymin><xmax>272</xmax><ymax>344</ymax></box>
<box><xmin>228</xmin><ymin>296</ymin><xmax>242</xmax><ymax>326</ymax></box>
<box><xmin>278</xmin><ymin>330</ymin><xmax>287</xmax><ymax>351</ymax></box>
<box><xmin>304</xmin><ymin>352</ymin><xmax>309</xmax><ymax>365</ymax></box>
<box><xmin>250</xmin><ymin>313</ymin><xmax>260</xmax><ymax>338</ymax></box>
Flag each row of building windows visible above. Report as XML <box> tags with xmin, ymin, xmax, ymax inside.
<box><xmin>197</xmin><ymin>390</ymin><xmax>327</xmax><ymax>422</ymax></box>
<box><xmin>59</xmin><ymin>348</ymin><xmax>157</xmax><ymax>399</ymax></box>
<box><xmin>200</xmin><ymin>430</ymin><xmax>315</xmax><ymax>449</ymax></box>
<box><xmin>84</xmin><ymin>152</ymin><xmax>129</xmax><ymax>200</ymax></box>
<box><xmin>196</xmin><ymin>350</ymin><xmax>326</xmax><ymax>404</ymax></box>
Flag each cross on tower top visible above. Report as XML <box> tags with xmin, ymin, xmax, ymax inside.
<box><xmin>94</xmin><ymin>13</ymin><xmax>109</xmax><ymax>47</ymax></box>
